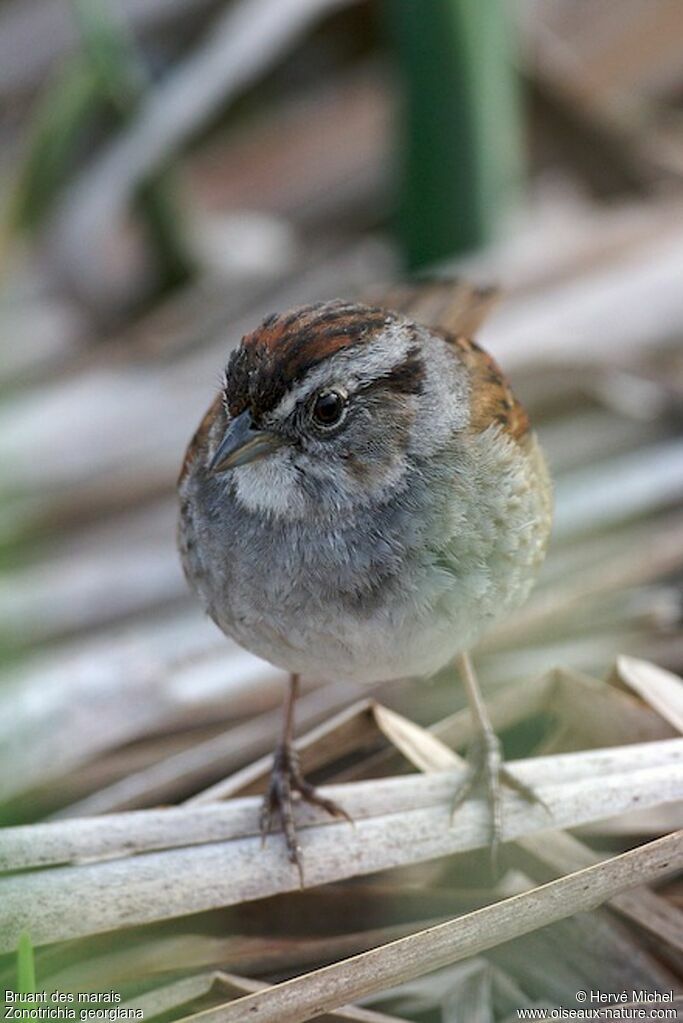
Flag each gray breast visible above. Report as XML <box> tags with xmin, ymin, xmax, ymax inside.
<box><xmin>180</xmin><ymin>454</ymin><xmax>452</xmax><ymax>658</ymax></box>
<box><xmin>179</xmin><ymin>431</ymin><xmax>550</xmax><ymax>683</ymax></box>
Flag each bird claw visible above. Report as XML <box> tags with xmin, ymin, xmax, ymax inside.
<box><xmin>260</xmin><ymin>741</ymin><xmax>352</xmax><ymax>887</ymax></box>
<box><xmin>450</xmin><ymin>730</ymin><xmax>545</xmax><ymax>874</ymax></box>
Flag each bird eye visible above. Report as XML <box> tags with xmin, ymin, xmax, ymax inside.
<box><xmin>311</xmin><ymin>389</ymin><xmax>346</xmax><ymax>428</ymax></box>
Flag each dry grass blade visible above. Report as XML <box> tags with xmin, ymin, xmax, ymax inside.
<box><xmin>187</xmin><ymin>699</ymin><xmax>378</xmax><ymax>803</ymax></box>
<box><xmin>171</xmin><ymin>832</ymin><xmax>683</xmax><ymax>1023</ymax></box>
<box><xmin>512</xmin><ymin>830</ymin><xmax>683</xmax><ymax>956</ymax></box>
<box><xmin>124</xmin><ymin>971</ymin><xmax>408</xmax><ymax>1023</ymax></box>
<box><xmin>41</xmin><ymin>918</ymin><xmax>445</xmax><ymax>994</ymax></box>
<box><xmin>538</xmin><ymin>666</ymin><xmax>675</xmax><ymax>751</ymax></box>
<box><xmin>0</xmin><ymin>612</ymin><xmax>237</xmax><ymax>803</ymax></box>
<box><xmin>579</xmin><ymin>803</ymin><xmax>683</xmax><ymax>838</ymax></box>
<box><xmin>372</xmin><ymin>704</ymin><xmax>459</xmax><ymax>772</ymax></box>
<box><xmin>615</xmin><ymin>656</ymin><xmax>683</xmax><ymax>733</ymax></box>
<box><xmin>481</xmin><ymin>228</ymin><xmax>683</xmax><ymax>369</ymax></box>
<box><xmin>1</xmin><ymin>739</ymin><xmax>682</xmax><ymax>950</ymax></box>
<box><xmin>56</xmin><ymin>681</ymin><xmax>357</xmax><ymax>817</ymax></box>
<box><xmin>348</xmin><ymin>662</ymin><xmax>677</xmax><ymax>787</ymax></box>
<box><xmin>364</xmin><ymin>708</ymin><xmax>682</xmax><ymax>979</ymax></box>
<box><xmin>552</xmin><ymin>438</ymin><xmax>683</xmax><ymax>540</ymax></box>
<box><xmin>2</xmin><ymin>738</ymin><xmax>680</xmax><ymax>870</ymax></box>
<box><xmin>341</xmin><ymin>674</ymin><xmax>554</xmax><ymax>783</ymax></box>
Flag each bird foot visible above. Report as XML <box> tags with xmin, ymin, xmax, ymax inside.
<box><xmin>450</xmin><ymin>729</ymin><xmax>545</xmax><ymax>873</ymax></box>
<box><xmin>259</xmin><ymin>741</ymin><xmax>352</xmax><ymax>887</ymax></box>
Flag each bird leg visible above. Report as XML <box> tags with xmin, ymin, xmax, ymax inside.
<box><xmin>260</xmin><ymin>673</ymin><xmax>352</xmax><ymax>886</ymax></box>
<box><xmin>450</xmin><ymin>652</ymin><xmax>542</xmax><ymax>871</ymax></box>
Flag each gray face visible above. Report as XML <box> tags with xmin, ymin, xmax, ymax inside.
<box><xmin>211</xmin><ymin>319</ymin><xmax>471</xmax><ymax>520</ymax></box>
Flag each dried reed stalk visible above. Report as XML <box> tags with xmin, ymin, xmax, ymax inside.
<box><xmin>1</xmin><ymin>738</ymin><xmax>681</xmax><ymax>950</ymax></box>
<box><xmin>173</xmin><ymin>831</ymin><xmax>683</xmax><ymax>1023</ymax></box>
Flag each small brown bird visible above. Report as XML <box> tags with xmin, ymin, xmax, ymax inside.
<box><xmin>178</xmin><ymin>281</ymin><xmax>552</xmax><ymax>878</ymax></box>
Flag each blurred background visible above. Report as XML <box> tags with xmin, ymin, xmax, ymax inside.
<box><xmin>1</xmin><ymin>0</ymin><xmax>683</xmax><ymax>1014</ymax></box>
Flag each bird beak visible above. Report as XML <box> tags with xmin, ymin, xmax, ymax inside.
<box><xmin>209</xmin><ymin>410</ymin><xmax>285</xmax><ymax>473</ymax></box>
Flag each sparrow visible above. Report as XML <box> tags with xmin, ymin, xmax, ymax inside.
<box><xmin>178</xmin><ymin>281</ymin><xmax>553</xmax><ymax>879</ymax></box>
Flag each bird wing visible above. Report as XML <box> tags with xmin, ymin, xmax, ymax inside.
<box><xmin>449</xmin><ymin>334</ymin><xmax>530</xmax><ymax>442</ymax></box>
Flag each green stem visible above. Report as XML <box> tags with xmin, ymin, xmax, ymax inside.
<box><xmin>383</xmin><ymin>0</ymin><xmax>526</xmax><ymax>268</ymax></box>
<box><xmin>16</xmin><ymin>933</ymin><xmax>37</xmax><ymax>1023</ymax></box>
